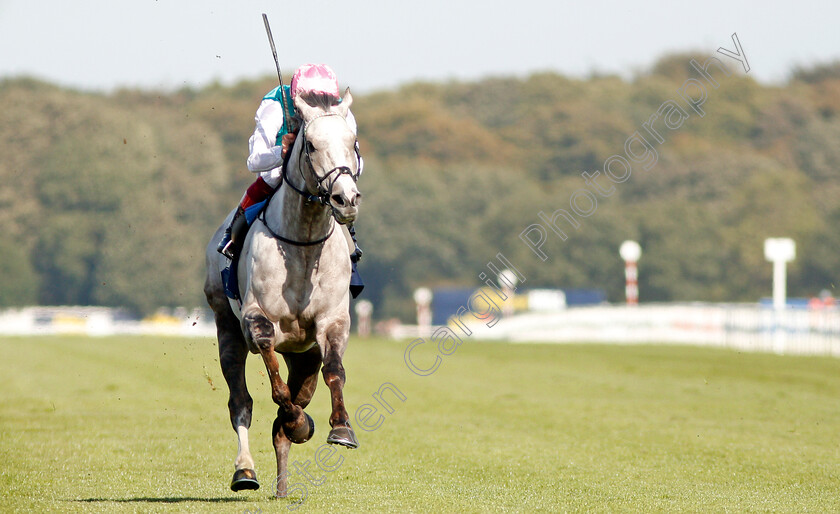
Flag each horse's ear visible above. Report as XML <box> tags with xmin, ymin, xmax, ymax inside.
<box><xmin>294</xmin><ymin>94</ymin><xmax>317</xmax><ymax>121</ymax></box>
<box><xmin>337</xmin><ymin>87</ymin><xmax>353</xmax><ymax>117</ymax></box>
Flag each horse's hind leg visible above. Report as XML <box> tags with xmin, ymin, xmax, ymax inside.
<box><xmin>320</xmin><ymin>322</ymin><xmax>359</xmax><ymax>449</ymax></box>
<box><xmin>272</xmin><ymin>347</ymin><xmax>322</xmax><ymax>497</ymax></box>
<box><xmin>213</xmin><ymin>306</ymin><xmax>259</xmax><ymax>491</ymax></box>
<box><xmin>243</xmin><ymin>310</ymin><xmax>314</xmax><ymax>445</ymax></box>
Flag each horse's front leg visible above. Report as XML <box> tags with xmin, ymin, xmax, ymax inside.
<box><xmin>319</xmin><ymin>320</ymin><xmax>359</xmax><ymax>449</ymax></box>
<box><xmin>242</xmin><ymin>308</ymin><xmax>315</xmax><ymax>445</ymax></box>
<box><xmin>273</xmin><ymin>348</ymin><xmax>323</xmax><ymax>497</ymax></box>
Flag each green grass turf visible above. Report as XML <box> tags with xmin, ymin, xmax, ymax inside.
<box><xmin>0</xmin><ymin>335</ymin><xmax>838</xmax><ymax>512</ymax></box>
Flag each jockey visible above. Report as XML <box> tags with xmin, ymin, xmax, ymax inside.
<box><xmin>218</xmin><ymin>64</ymin><xmax>363</xmax><ymax>265</ymax></box>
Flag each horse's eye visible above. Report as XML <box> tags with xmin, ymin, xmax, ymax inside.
<box><xmin>306</xmin><ymin>141</ymin><xmax>316</xmax><ymax>153</ymax></box>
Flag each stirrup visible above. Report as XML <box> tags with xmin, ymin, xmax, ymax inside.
<box><xmin>217</xmin><ymin>228</ymin><xmax>233</xmax><ymax>257</ymax></box>
<box><xmin>219</xmin><ymin>239</ymin><xmax>236</xmax><ymax>260</ymax></box>
<box><xmin>218</xmin><ymin>206</ymin><xmax>247</xmax><ymax>260</ymax></box>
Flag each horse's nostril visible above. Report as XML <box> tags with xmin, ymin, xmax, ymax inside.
<box><xmin>331</xmin><ymin>194</ymin><xmax>345</xmax><ymax>206</ymax></box>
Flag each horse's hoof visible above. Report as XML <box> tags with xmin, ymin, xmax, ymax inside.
<box><xmin>230</xmin><ymin>468</ymin><xmax>260</xmax><ymax>492</ymax></box>
<box><xmin>285</xmin><ymin>411</ymin><xmax>315</xmax><ymax>444</ymax></box>
<box><xmin>327</xmin><ymin>423</ymin><xmax>359</xmax><ymax>449</ymax></box>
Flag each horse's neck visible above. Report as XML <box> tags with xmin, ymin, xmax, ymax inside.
<box><xmin>264</xmin><ymin>139</ymin><xmax>332</xmax><ymax>240</ymax></box>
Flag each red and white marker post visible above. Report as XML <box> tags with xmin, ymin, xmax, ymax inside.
<box><xmin>619</xmin><ymin>241</ymin><xmax>642</xmax><ymax>306</ymax></box>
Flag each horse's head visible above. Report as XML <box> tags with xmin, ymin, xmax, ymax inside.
<box><xmin>294</xmin><ymin>88</ymin><xmax>361</xmax><ymax>225</ymax></box>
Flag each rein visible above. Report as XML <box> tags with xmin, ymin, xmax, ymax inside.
<box><xmin>261</xmin><ymin>111</ymin><xmax>359</xmax><ymax>247</ymax></box>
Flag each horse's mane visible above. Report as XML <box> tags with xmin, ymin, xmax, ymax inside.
<box><xmin>297</xmin><ymin>91</ymin><xmax>341</xmax><ymax>112</ymax></box>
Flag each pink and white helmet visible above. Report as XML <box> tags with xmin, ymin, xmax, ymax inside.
<box><xmin>291</xmin><ymin>63</ymin><xmax>340</xmax><ymax>99</ymax></box>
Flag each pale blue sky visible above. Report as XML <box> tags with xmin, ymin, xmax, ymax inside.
<box><xmin>0</xmin><ymin>0</ymin><xmax>837</xmax><ymax>93</ymax></box>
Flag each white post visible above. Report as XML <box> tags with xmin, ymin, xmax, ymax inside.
<box><xmin>764</xmin><ymin>238</ymin><xmax>796</xmax><ymax>311</ymax></box>
<box><xmin>498</xmin><ymin>269</ymin><xmax>519</xmax><ymax>317</ymax></box>
<box><xmin>355</xmin><ymin>300</ymin><xmax>373</xmax><ymax>338</ymax></box>
<box><xmin>772</xmin><ymin>260</ymin><xmax>787</xmax><ymax>311</ymax></box>
<box><xmin>764</xmin><ymin>238</ymin><xmax>796</xmax><ymax>354</ymax></box>
<box><xmin>413</xmin><ymin>288</ymin><xmax>433</xmax><ymax>338</ymax></box>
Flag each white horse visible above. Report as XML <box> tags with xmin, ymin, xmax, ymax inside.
<box><xmin>204</xmin><ymin>88</ymin><xmax>362</xmax><ymax>496</ymax></box>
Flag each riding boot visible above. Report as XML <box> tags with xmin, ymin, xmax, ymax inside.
<box><xmin>347</xmin><ymin>224</ymin><xmax>364</xmax><ymax>298</ymax></box>
<box><xmin>348</xmin><ymin>225</ymin><xmax>363</xmax><ymax>263</ymax></box>
<box><xmin>217</xmin><ymin>206</ymin><xmax>248</xmax><ymax>260</ymax></box>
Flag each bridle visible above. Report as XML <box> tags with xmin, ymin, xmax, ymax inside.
<box><xmin>260</xmin><ymin>111</ymin><xmax>361</xmax><ymax>247</ymax></box>
<box><xmin>282</xmin><ymin>112</ymin><xmax>361</xmax><ymax>210</ymax></box>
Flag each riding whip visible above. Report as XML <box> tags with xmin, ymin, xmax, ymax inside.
<box><xmin>262</xmin><ymin>13</ymin><xmax>297</xmax><ymax>133</ymax></box>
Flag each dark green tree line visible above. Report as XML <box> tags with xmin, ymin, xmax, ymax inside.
<box><xmin>0</xmin><ymin>52</ymin><xmax>837</xmax><ymax>318</ymax></box>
